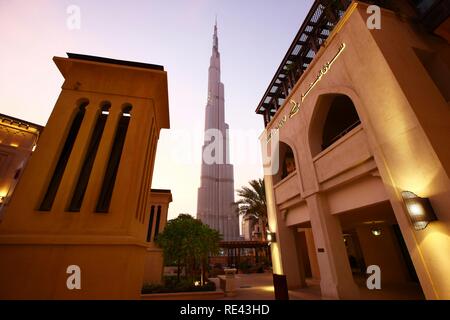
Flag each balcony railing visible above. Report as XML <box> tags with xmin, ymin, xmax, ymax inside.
<box><xmin>321</xmin><ymin>119</ymin><xmax>361</xmax><ymax>151</ymax></box>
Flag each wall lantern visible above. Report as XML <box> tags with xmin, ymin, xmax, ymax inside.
<box><xmin>267</xmin><ymin>230</ymin><xmax>277</xmax><ymax>243</ymax></box>
<box><xmin>371</xmin><ymin>228</ymin><xmax>382</xmax><ymax>237</ymax></box>
<box><xmin>402</xmin><ymin>191</ymin><xmax>437</xmax><ymax>231</ymax></box>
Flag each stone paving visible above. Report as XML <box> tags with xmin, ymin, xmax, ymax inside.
<box><xmin>218</xmin><ymin>272</ymin><xmax>321</xmax><ymax>300</ymax></box>
<box><xmin>217</xmin><ymin>272</ymin><xmax>425</xmax><ymax>300</ymax></box>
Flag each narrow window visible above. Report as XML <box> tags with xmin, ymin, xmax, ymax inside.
<box><xmin>14</xmin><ymin>169</ymin><xmax>21</xmax><ymax>180</ymax></box>
<box><xmin>153</xmin><ymin>205</ymin><xmax>162</xmax><ymax>241</ymax></box>
<box><xmin>69</xmin><ymin>102</ymin><xmax>110</xmax><ymax>212</ymax></box>
<box><xmin>39</xmin><ymin>101</ymin><xmax>87</xmax><ymax>211</ymax></box>
<box><xmin>146</xmin><ymin>205</ymin><xmax>155</xmax><ymax>242</ymax></box>
<box><xmin>96</xmin><ymin>104</ymin><xmax>132</xmax><ymax>213</ymax></box>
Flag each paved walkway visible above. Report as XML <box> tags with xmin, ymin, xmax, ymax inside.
<box><xmin>218</xmin><ymin>272</ymin><xmax>321</xmax><ymax>300</ymax></box>
<box><xmin>217</xmin><ymin>272</ymin><xmax>424</xmax><ymax>300</ymax></box>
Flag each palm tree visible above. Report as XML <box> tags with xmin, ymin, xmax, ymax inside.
<box><xmin>235</xmin><ymin>178</ymin><xmax>268</xmax><ymax>241</ymax></box>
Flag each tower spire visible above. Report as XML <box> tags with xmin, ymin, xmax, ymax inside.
<box><xmin>213</xmin><ymin>17</ymin><xmax>218</xmax><ymax>51</ymax></box>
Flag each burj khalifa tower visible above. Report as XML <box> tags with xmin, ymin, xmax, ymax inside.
<box><xmin>196</xmin><ymin>21</ymin><xmax>239</xmax><ymax>241</ymax></box>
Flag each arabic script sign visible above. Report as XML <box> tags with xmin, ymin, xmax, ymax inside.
<box><xmin>265</xmin><ymin>43</ymin><xmax>346</xmax><ymax>143</ymax></box>
<box><xmin>301</xmin><ymin>43</ymin><xmax>346</xmax><ymax>102</ymax></box>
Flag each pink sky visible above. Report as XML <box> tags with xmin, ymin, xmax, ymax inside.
<box><xmin>0</xmin><ymin>0</ymin><xmax>313</xmax><ymax>219</ymax></box>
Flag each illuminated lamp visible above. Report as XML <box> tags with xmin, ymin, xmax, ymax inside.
<box><xmin>402</xmin><ymin>191</ymin><xmax>437</xmax><ymax>230</ymax></box>
<box><xmin>267</xmin><ymin>230</ymin><xmax>277</xmax><ymax>243</ymax></box>
<box><xmin>371</xmin><ymin>228</ymin><xmax>382</xmax><ymax>236</ymax></box>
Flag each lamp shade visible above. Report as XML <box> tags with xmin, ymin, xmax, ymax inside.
<box><xmin>402</xmin><ymin>191</ymin><xmax>437</xmax><ymax>230</ymax></box>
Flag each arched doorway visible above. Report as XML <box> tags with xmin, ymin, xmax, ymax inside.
<box><xmin>305</xmin><ymin>92</ymin><xmax>425</xmax><ymax>299</ymax></box>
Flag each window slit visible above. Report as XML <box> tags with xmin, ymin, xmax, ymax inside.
<box><xmin>95</xmin><ymin>105</ymin><xmax>132</xmax><ymax>213</ymax></box>
<box><xmin>153</xmin><ymin>205</ymin><xmax>162</xmax><ymax>241</ymax></box>
<box><xmin>146</xmin><ymin>205</ymin><xmax>155</xmax><ymax>242</ymax></box>
<box><xmin>69</xmin><ymin>102</ymin><xmax>110</xmax><ymax>212</ymax></box>
<box><xmin>39</xmin><ymin>101</ymin><xmax>87</xmax><ymax>211</ymax></box>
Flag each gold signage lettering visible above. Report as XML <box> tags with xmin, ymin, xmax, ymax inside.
<box><xmin>289</xmin><ymin>100</ymin><xmax>300</xmax><ymax>118</ymax></box>
<box><xmin>301</xmin><ymin>43</ymin><xmax>346</xmax><ymax>102</ymax></box>
<box><xmin>265</xmin><ymin>43</ymin><xmax>346</xmax><ymax>143</ymax></box>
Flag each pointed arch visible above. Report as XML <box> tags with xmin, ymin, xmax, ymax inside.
<box><xmin>273</xmin><ymin>140</ymin><xmax>298</xmax><ymax>184</ymax></box>
<box><xmin>308</xmin><ymin>93</ymin><xmax>361</xmax><ymax>157</ymax></box>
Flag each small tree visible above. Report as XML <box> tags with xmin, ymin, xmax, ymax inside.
<box><xmin>198</xmin><ymin>223</ymin><xmax>221</xmax><ymax>285</ymax></box>
<box><xmin>156</xmin><ymin>214</ymin><xmax>221</xmax><ymax>285</ymax></box>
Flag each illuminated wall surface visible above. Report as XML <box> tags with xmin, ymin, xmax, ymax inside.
<box><xmin>0</xmin><ymin>115</ymin><xmax>42</xmax><ymax>220</ymax></box>
<box><xmin>0</xmin><ymin>54</ymin><xmax>172</xmax><ymax>299</ymax></box>
<box><xmin>260</xmin><ymin>3</ymin><xmax>450</xmax><ymax>300</ymax></box>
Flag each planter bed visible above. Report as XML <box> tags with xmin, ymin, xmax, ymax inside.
<box><xmin>141</xmin><ymin>290</ymin><xmax>225</xmax><ymax>300</ymax></box>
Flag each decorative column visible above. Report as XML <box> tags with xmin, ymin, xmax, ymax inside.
<box><xmin>306</xmin><ymin>193</ymin><xmax>359</xmax><ymax>299</ymax></box>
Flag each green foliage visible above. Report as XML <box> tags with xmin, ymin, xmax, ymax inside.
<box><xmin>208</xmin><ymin>262</ymin><xmax>225</xmax><ymax>277</ymax></box>
<box><xmin>235</xmin><ymin>178</ymin><xmax>268</xmax><ymax>240</ymax></box>
<box><xmin>155</xmin><ymin>214</ymin><xmax>222</xmax><ymax>284</ymax></box>
<box><xmin>142</xmin><ymin>278</ymin><xmax>216</xmax><ymax>294</ymax></box>
<box><xmin>238</xmin><ymin>260</ymin><xmax>252</xmax><ymax>274</ymax></box>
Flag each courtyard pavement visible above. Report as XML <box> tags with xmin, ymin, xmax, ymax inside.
<box><xmin>216</xmin><ymin>272</ymin><xmax>425</xmax><ymax>300</ymax></box>
<box><xmin>217</xmin><ymin>272</ymin><xmax>322</xmax><ymax>300</ymax></box>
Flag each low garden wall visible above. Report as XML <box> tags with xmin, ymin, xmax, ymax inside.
<box><xmin>141</xmin><ymin>290</ymin><xmax>224</xmax><ymax>300</ymax></box>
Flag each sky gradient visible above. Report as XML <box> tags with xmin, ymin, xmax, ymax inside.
<box><xmin>0</xmin><ymin>0</ymin><xmax>314</xmax><ymax>220</ymax></box>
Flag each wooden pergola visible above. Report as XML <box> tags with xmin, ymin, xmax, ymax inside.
<box><xmin>255</xmin><ymin>0</ymin><xmax>354</xmax><ymax>126</ymax></box>
<box><xmin>216</xmin><ymin>240</ymin><xmax>271</xmax><ymax>271</ymax></box>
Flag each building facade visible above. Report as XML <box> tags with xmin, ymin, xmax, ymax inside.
<box><xmin>0</xmin><ymin>53</ymin><xmax>171</xmax><ymax>299</ymax></box>
<box><xmin>143</xmin><ymin>189</ymin><xmax>172</xmax><ymax>285</ymax></box>
<box><xmin>197</xmin><ymin>22</ymin><xmax>240</xmax><ymax>240</ymax></box>
<box><xmin>0</xmin><ymin>114</ymin><xmax>42</xmax><ymax>220</ymax></box>
<box><xmin>242</xmin><ymin>213</ymin><xmax>264</xmax><ymax>241</ymax></box>
<box><xmin>257</xmin><ymin>1</ymin><xmax>450</xmax><ymax>299</ymax></box>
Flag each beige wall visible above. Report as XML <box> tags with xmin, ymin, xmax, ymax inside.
<box><xmin>356</xmin><ymin>224</ymin><xmax>409</xmax><ymax>284</ymax></box>
<box><xmin>0</xmin><ymin>56</ymin><xmax>170</xmax><ymax>299</ymax></box>
<box><xmin>142</xmin><ymin>190</ymin><xmax>172</xmax><ymax>284</ymax></box>
<box><xmin>262</xmin><ymin>2</ymin><xmax>450</xmax><ymax>300</ymax></box>
<box><xmin>143</xmin><ymin>249</ymin><xmax>165</xmax><ymax>285</ymax></box>
<box><xmin>304</xmin><ymin>228</ymin><xmax>320</xmax><ymax>280</ymax></box>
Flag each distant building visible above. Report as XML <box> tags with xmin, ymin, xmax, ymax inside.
<box><xmin>241</xmin><ymin>211</ymin><xmax>263</xmax><ymax>241</ymax></box>
<box><xmin>239</xmin><ymin>205</ymin><xmax>263</xmax><ymax>241</ymax></box>
<box><xmin>0</xmin><ymin>114</ymin><xmax>42</xmax><ymax>220</ymax></box>
<box><xmin>257</xmin><ymin>0</ymin><xmax>450</xmax><ymax>300</ymax></box>
<box><xmin>241</xmin><ymin>213</ymin><xmax>253</xmax><ymax>241</ymax></box>
<box><xmin>0</xmin><ymin>53</ymin><xmax>172</xmax><ymax>299</ymax></box>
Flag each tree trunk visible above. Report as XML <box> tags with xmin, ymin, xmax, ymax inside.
<box><xmin>261</xmin><ymin>217</ymin><xmax>268</xmax><ymax>241</ymax></box>
<box><xmin>200</xmin><ymin>263</ymin><xmax>204</xmax><ymax>286</ymax></box>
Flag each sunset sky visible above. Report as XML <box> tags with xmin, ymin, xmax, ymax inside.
<box><xmin>0</xmin><ymin>0</ymin><xmax>314</xmax><ymax>219</ymax></box>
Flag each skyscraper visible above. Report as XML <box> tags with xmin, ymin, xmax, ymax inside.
<box><xmin>197</xmin><ymin>22</ymin><xmax>239</xmax><ymax>241</ymax></box>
